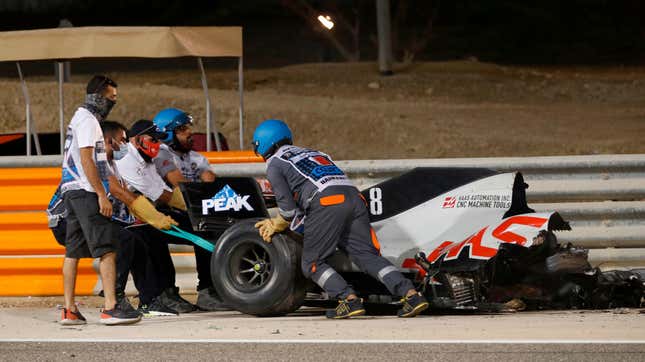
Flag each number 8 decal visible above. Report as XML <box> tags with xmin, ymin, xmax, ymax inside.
<box><xmin>369</xmin><ymin>187</ymin><xmax>383</xmax><ymax>215</ymax></box>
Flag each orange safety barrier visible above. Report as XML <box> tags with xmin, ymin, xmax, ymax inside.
<box><xmin>0</xmin><ymin>185</ymin><xmax>58</xmax><ymax>211</ymax></box>
<box><xmin>0</xmin><ymin>257</ymin><xmax>96</xmax><ymax>296</ymax></box>
<box><xmin>0</xmin><ymin>211</ymin><xmax>49</xmax><ymax>230</ymax></box>
<box><xmin>0</xmin><ymin>153</ymin><xmax>261</xmax><ymax>296</ymax></box>
<box><xmin>0</xmin><ymin>213</ymin><xmax>64</xmax><ymax>255</ymax></box>
<box><xmin>0</xmin><ymin>167</ymin><xmax>60</xmax><ymax>211</ymax></box>
<box><xmin>0</xmin><ymin>230</ymin><xmax>64</xmax><ymax>255</ymax></box>
<box><xmin>0</xmin><ymin>167</ymin><xmax>60</xmax><ymax>186</ymax></box>
<box><xmin>201</xmin><ymin>150</ymin><xmax>263</xmax><ymax>164</ymax></box>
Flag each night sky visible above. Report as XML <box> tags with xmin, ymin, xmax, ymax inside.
<box><xmin>0</xmin><ymin>0</ymin><xmax>643</xmax><ymax>66</ymax></box>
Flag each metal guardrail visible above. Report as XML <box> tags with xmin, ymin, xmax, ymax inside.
<box><xmin>226</xmin><ymin>154</ymin><xmax>645</xmax><ymax>270</ymax></box>
<box><xmin>2</xmin><ymin>154</ymin><xmax>644</xmax><ymax>295</ymax></box>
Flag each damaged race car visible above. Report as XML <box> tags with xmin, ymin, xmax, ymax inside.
<box><xmin>178</xmin><ymin>168</ymin><xmax>645</xmax><ymax>316</ymax></box>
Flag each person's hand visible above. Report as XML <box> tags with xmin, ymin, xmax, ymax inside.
<box><xmin>254</xmin><ymin>215</ymin><xmax>289</xmax><ymax>242</ymax></box>
<box><xmin>98</xmin><ymin>194</ymin><xmax>112</xmax><ymax>218</ymax></box>
<box><xmin>150</xmin><ymin>214</ymin><xmax>178</xmax><ymax>230</ymax></box>
<box><xmin>129</xmin><ymin>195</ymin><xmax>178</xmax><ymax>230</ymax></box>
<box><xmin>254</xmin><ymin>219</ymin><xmax>272</xmax><ymax>242</ymax></box>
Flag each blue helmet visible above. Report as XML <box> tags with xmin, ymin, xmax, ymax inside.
<box><xmin>152</xmin><ymin>108</ymin><xmax>193</xmax><ymax>145</ymax></box>
<box><xmin>252</xmin><ymin>119</ymin><xmax>293</xmax><ymax>159</ymax></box>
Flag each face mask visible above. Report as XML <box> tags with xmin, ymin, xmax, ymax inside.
<box><xmin>84</xmin><ymin>93</ymin><xmax>116</xmax><ymax>120</ymax></box>
<box><xmin>112</xmin><ymin>143</ymin><xmax>128</xmax><ymax>160</ymax></box>
<box><xmin>137</xmin><ymin>137</ymin><xmax>160</xmax><ymax>159</ymax></box>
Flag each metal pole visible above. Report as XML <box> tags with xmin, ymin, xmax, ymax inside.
<box><xmin>57</xmin><ymin>62</ymin><xmax>65</xmax><ymax>154</ymax></box>
<box><xmin>58</xmin><ymin>19</ymin><xmax>73</xmax><ymax>82</ymax></box>
<box><xmin>238</xmin><ymin>56</ymin><xmax>244</xmax><ymax>150</ymax></box>
<box><xmin>376</xmin><ymin>0</ymin><xmax>394</xmax><ymax>76</ymax></box>
<box><xmin>16</xmin><ymin>62</ymin><xmax>31</xmax><ymax>156</ymax></box>
<box><xmin>196</xmin><ymin>57</ymin><xmax>222</xmax><ymax>152</ymax></box>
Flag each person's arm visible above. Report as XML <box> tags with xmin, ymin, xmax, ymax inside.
<box><xmin>195</xmin><ymin>154</ymin><xmax>216</xmax><ymax>182</ymax></box>
<box><xmin>255</xmin><ymin>161</ymin><xmax>293</xmax><ymax>242</ymax></box>
<box><xmin>157</xmin><ymin>190</ymin><xmax>173</xmax><ymax>204</ymax></box>
<box><xmin>117</xmin><ymin>155</ymin><xmax>171</xmax><ymax>203</ymax></box>
<box><xmin>164</xmin><ymin>169</ymin><xmax>186</xmax><ymax>188</ymax></box>
<box><xmin>200</xmin><ymin>170</ymin><xmax>216</xmax><ymax>182</ymax></box>
<box><xmin>80</xmin><ymin>147</ymin><xmax>112</xmax><ymax>217</ymax></box>
<box><xmin>107</xmin><ymin>175</ymin><xmax>136</xmax><ymax>206</ymax></box>
<box><xmin>153</xmin><ymin>146</ymin><xmax>185</xmax><ymax>187</ymax></box>
<box><xmin>267</xmin><ymin>162</ymin><xmax>298</xmax><ymax>221</ymax></box>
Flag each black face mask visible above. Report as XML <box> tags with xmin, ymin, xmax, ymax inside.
<box><xmin>83</xmin><ymin>93</ymin><xmax>116</xmax><ymax>121</ymax></box>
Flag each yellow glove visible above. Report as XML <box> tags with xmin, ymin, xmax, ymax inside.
<box><xmin>254</xmin><ymin>215</ymin><xmax>290</xmax><ymax>242</ymax></box>
<box><xmin>129</xmin><ymin>195</ymin><xmax>179</xmax><ymax>230</ymax></box>
<box><xmin>168</xmin><ymin>187</ymin><xmax>187</xmax><ymax>211</ymax></box>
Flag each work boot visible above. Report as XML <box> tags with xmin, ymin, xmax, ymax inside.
<box><xmin>325</xmin><ymin>298</ymin><xmax>366</xmax><ymax>319</ymax></box>
<box><xmin>159</xmin><ymin>287</ymin><xmax>196</xmax><ymax>313</ymax></box>
<box><xmin>196</xmin><ymin>287</ymin><xmax>232</xmax><ymax>311</ymax></box>
<box><xmin>397</xmin><ymin>292</ymin><xmax>429</xmax><ymax>318</ymax></box>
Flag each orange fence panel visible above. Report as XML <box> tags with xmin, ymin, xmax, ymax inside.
<box><xmin>201</xmin><ymin>150</ymin><xmax>263</xmax><ymax>164</ymax></box>
<box><xmin>0</xmin><ymin>211</ymin><xmax>49</xmax><ymax>230</ymax></box>
<box><xmin>0</xmin><ymin>230</ymin><xmax>64</xmax><ymax>255</ymax></box>
<box><xmin>0</xmin><ymin>257</ymin><xmax>96</xmax><ymax>296</ymax></box>
<box><xmin>0</xmin><ymin>184</ymin><xmax>58</xmax><ymax>211</ymax></box>
<box><xmin>0</xmin><ymin>167</ymin><xmax>60</xmax><ymax>186</ymax></box>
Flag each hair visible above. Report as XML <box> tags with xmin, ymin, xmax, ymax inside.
<box><xmin>264</xmin><ymin>137</ymin><xmax>293</xmax><ymax>159</ymax></box>
<box><xmin>101</xmin><ymin>120</ymin><xmax>127</xmax><ymax>139</ymax></box>
<box><xmin>86</xmin><ymin>75</ymin><xmax>118</xmax><ymax>95</ymax></box>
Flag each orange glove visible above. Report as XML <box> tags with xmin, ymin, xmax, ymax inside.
<box><xmin>129</xmin><ymin>195</ymin><xmax>178</xmax><ymax>230</ymax></box>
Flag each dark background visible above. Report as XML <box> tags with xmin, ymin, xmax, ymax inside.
<box><xmin>0</xmin><ymin>0</ymin><xmax>643</xmax><ymax>70</ymax></box>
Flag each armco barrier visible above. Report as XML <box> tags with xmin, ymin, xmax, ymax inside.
<box><xmin>0</xmin><ymin>153</ymin><xmax>643</xmax><ymax>296</ymax></box>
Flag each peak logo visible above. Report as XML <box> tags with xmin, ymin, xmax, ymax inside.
<box><xmin>202</xmin><ymin>185</ymin><xmax>254</xmax><ymax>214</ymax></box>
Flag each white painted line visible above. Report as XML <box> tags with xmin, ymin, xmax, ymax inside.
<box><xmin>0</xmin><ymin>339</ymin><xmax>644</xmax><ymax>344</ymax></box>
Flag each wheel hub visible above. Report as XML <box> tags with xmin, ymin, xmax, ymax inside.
<box><xmin>253</xmin><ymin>262</ymin><xmax>266</xmax><ymax>273</ymax></box>
<box><xmin>234</xmin><ymin>243</ymin><xmax>272</xmax><ymax>290</ymax></box>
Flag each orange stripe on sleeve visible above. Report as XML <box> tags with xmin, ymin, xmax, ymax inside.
<box><xmin>370</xmin><ymin>228</ymin><xmax>381</xmax><ymax>253</ymax></box>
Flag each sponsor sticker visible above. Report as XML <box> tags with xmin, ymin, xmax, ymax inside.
<box><xmin>442</xmin><ymin>194</ymin><xmax>511</xmax><ymax>209</ymax></box>
<box><xmin>442</xmin><ymin>196</ymin><xmax>456</xmax><ymax>208</ymax></box>
<box><xmin>202</xmin><ymin>184</ymin><xmax>254</xmax><ymax>214</ymax></box>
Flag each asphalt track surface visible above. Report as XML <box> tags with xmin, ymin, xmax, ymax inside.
<box><xmin>1</xmin><ymin>341</ymin><xmax>645</xmax><ymax>361</ymax></box>
<box><xmin>1</xmin><ymin>307</ymin><xmax>644</xmax><ymax>361</ymax></box>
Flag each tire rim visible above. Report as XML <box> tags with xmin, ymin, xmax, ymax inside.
<box><xmin>229</xmin><ymin>241</ymin><xmax>273</xmax><ymax>292</ymax></box>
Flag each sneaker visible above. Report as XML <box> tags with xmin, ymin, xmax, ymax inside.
<box><xmin>159</xmin><ymin>287</ymin><xmax>196</xmax><ymax>313</ymax></box>
<box><xmin>138</xmin><ymin>297</ymin><xmax>179</xmax><ymax>317</ymax></box>
<box><xmin>196</xmin><ymin>287</ymin><xmax>232</xmax><ymax>312</ymax></box>
<box><xmin>397</xmin><ymin>292</ymin><xmax>429</xmax><ymax>318</ymax></box>
<box><xmin>117</xmin><ymin>294</ymin><xmax>141</xmax><ymax>317</ymax></box>
<box><xmin>100</xmin><ymin>303</ymin><xmax>142</xmax><ymax>325</ymax></box>
<box><xmin>325</xmin><ymin>298</ymin><xmax>366</xmax><ymax>319</ymax></box>
<box><xmin>60</xmin><ymin>307</ymin><xmax>87</xmax><ymax>325</ymax></box>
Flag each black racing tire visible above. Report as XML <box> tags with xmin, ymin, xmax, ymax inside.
<box><xmin>211</xmin><ymin>219</ymin><xmax>306</xmax><ymax>316</ymax></box>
